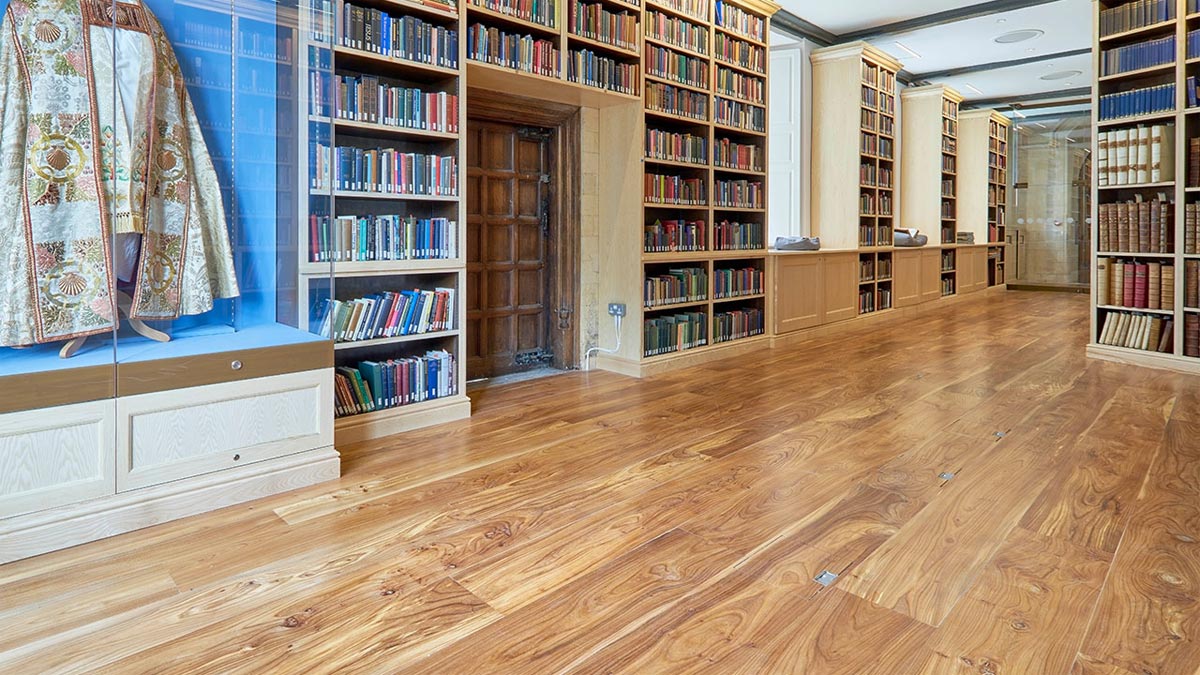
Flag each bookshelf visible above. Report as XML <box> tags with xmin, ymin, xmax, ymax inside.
<box><xmin>300</xmin><ymin>0</ymin><xmax>471</xmax><ymax>442</ymax></box>
<box><xmin>900</xmin><ymin>84</ymin><xmax>962</xmax><ymax>300</ymax></box>
<box><xmin>960</xmin><ymin>108</ymin><xmax>1009</xmax><ymax>280</ymax></box>
<box><xmin>812</xmin><ymin>41</ymin><xmax>902</xmax><ymax>315</ymax></box>
<box><xmin>462</xmin><ymin>0</ymin><xmax>643</xmax><ymax>104</ymax></box>
<box><xmin>1089</xmin><ymin>0</ymin><xmax>1200</xmax><ymax>372</ymax></box>
<box><xmin>987</xmin><ymin>113</ymin><xmax>1010</xmax><ymax>286</ymax></box>
<box><xmin>638</xmin><ymin>0</ymin><xmax>776</xmax><ymax>363</ymax></box>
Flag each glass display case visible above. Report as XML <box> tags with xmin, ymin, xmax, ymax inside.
<box><xmin>0</xmin><ymin>0</ymin><xmax>339</xmax><ymax>564</ymax></box>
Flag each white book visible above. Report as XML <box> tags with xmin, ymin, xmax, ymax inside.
<box><xmin>1150</xmin><ymin>125</ymin><xmax>1162</xmax><ymax>183</ymax></box>
<box><xmin>1136</xmin><ymin>126</ymin><xmax>1150</xmax><ymax>184</ymax></box>
<box><xmin>1115</xmin><ymin>129</ymin><xmax>1129</xmax><ymax>186</ymax></box>
<box><xmin>1098</xmin><ymin>131</ymin><xmax>1110</xmax><ymax>186</ymax></box>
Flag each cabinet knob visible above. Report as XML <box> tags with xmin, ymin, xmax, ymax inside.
<box><xmin>231</xmin><ymin>360</ymin><xmax>243</xmax><ymax>371</ymax></box>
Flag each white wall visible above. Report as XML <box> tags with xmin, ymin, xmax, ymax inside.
<box><xmin>768</xmin><ymin>35</ymin><xmax>812</xmax><ymax>241</ymax></box>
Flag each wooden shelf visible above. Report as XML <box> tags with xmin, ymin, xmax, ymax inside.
<box><xmin>643</xmin><ymin>200</ymin><xmax>709</xmax><ymax>208</ymax></box>
<box><xmin>1097</xmin><ymin>305</ymin><xmax>1175</xmax><ymax>316</ymax></box>
<box><xmin>714</xmin><ymin>89</ymin><xmax>767</xmax><ymax>107</ymax></box>
<box><xmin>378</xmin><ymin>0</ymin><xmax>460</xmax><ymax>20</ymax></box>
<box><xmin>300</xmin><ymin>259</ymin><xmax>466</xmax><ymax>277</ymax></box>
<box><xmin>713</xmin><ymin>205</ymin><xmax>766</xmax><ymax>212</ymax></box>
<box><xmin>333</xmin><ymin>190</ymin><xmax>459</xmax><ymax>202</ymax></box>
<box><xmin>333</xmin><ymin>46</ymin><xmax>459</xmax><ymax>78</ymax></box>
<box><xmin>713</xmin><ymin>164</ymin><xmax>766</xmax><ymax>176</ymax></box>
<box><xmin>713</xmin><ymin>293</ymin><xmax>766</xmax><ymax>303</ymax></box>
<box><xmin>567</xmin><ymin>32</ymin><xmax>640</xmax><ymax>58</ymax></box>
<box><xmin>713</xmin><ymin>56</ymin><xmax>765</xmax><ymax>78</ymax></box>
<box><xmin>644</xmin><ymin>34</ymin><xmax>708</xmax><ymax>59</ymax></box>
<box><xmin>644</xmin><ymin>0</ymin><xmax>707</xmax><ymax>24</ymax></box>
<box><xmin>1097</xmin><ymin>111</ymin><xmax>1177</xmax><ymax>128</ymax></box>
<box><xmin>464</xmin><ymin>3</ymin><xmax>560</xmax><ymax>38</ymax></box>
<box><xmin>644</xmin><ymin>107</ymin><xmax>710</xmax><ymax>125</ymax></box>
<box><xmin>644</xmin><ymin>299</ymin><xmax>710</xmax><ymax>312</ymax></box>
<box><xmin>1098</xmin><ymin>20</ymin><xmax>1176</xmax><ymax>44</ymax></box>
<box><xmin>332</xmin><ymin>118</ymin><xmax>459</xmax><ymax>140</ymax></box>
<box><xmin>645</xmin><ymin>73</ymin><xmax>710</xmax><ymax>95</ymax></box>
<box><xmin>1097</xmin><ymin>62</ymin><xmax>1175</xmax><ymax>82</ymax></box>
<box><xmin>1098</xmin><ymin>181</ymin><xmax>1176</xmax><ymax>191</ymax></box>
<box><xmin>334</xmin><ymin>329</ymin><xmax>461</xmax><ymax>351</ymax></box>
<box><xmin>713</xmin><ymin>24</ymin><xmax>765</xmax><ymax>47</ymax></box>
<box><xmin>644</xmin><ymin>156</ymin><xmax>710</xmax><ymax>169</ymax></box>
<box><xmin>713</xmin><ymin>122</ymin><xmax>766</xmax><ymax>137</ymax></box>
<box><xmin>1096</xmin><ymin>251</ymin><xmax>1175</xmax><ymax>258</ymax></box>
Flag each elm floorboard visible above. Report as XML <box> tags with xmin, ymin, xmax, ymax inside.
<box><xmin>2</xmin><ymin>292</ymin><xmax>1199</xmax><ymax>674</ymax></box>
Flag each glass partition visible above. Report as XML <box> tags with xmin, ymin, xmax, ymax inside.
<box><xmin>1011</xmin><ymin>113</ymin><xmax>1092</xmax><ymax>288</ymax></box>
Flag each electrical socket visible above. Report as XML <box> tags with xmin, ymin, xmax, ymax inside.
<box><xmin>608</xmin><ymin>303</ymin><xmax>626</xmax><ymax>317</ymax></box>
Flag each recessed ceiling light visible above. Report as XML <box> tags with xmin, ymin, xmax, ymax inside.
<box><xmin>1026</xmin><ymin>48</ymin><xmax>1036</xmax><ymax>53</ymax></box>
<box><xmin>995</xmin><ymin>29</ymin><xmax>1044</xmax><ymax>44</ymax></box>
<box><xmin>1041</xmin><ymin>70</ymin><xmax>1082</xmax><ymax>81</ymax></box>
<box><xmin>964</xmin><ymin>83</ymin><xmax>985</xmax><ymax>95</ymax></box>
<box><xmin>997</xmin><ymin>18</ymin><xmax>1007</xmax><ymax>23</ymax></box>
<box><xmin>893</xmin><ymin>41</ymin><xmax>921</xmax><ymax>59</ymax></box>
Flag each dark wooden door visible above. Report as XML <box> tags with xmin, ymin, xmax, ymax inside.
<box><xmin>465</xmin><ymin>120</ymin><xmax>554</xmax><ymax>379</ymax></box>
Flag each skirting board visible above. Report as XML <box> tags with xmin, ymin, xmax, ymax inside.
<box><xmin>593</xmin><ymin>335</ymin><xmax>769</xmax><ymax>378</ymax></box>
<box><xmin>335</xmin><ymin>395</ymin><xmax>472</xmax><ymax>445</ymax></box>
<box><xmin>0</xmin><ymin>447</ymin><xmax>340</xmax><ymax>565</ymax></box>
<box><xmin>1087</xmin><ymin>343</ymin><xmax>1200</xmax><ymax>375</ymax></box>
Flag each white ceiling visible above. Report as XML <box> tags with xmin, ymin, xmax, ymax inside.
<box><xmin>776</xmin><ymin>0</ymin><xmax>1093</xmax><ymax>105</ymax></box>
<box><xmin>782</xmin><ymin>0</ymin><xmax>995</xmax><ymax>35</ymax></box>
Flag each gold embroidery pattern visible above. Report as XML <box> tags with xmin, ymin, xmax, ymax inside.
<box><xmin>30</xmin><ymin>133</ymin><xmax>85</xmax><ymax>183</ymax></box>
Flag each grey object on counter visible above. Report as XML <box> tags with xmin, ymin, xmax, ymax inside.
<box><xmin>775</xmin><ymin>236</ymin><xmax>821</xmax><ymax>251</ymax></box>
<box><xmin>894</xmin><ymin>232</ymin><xmax>928</xmax><ymax>247</ymax></box>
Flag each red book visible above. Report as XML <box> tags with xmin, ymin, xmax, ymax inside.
<box><xmin>1134</xmin><ymin>263</ymin><xmax>1149</xmax><ymax>308</ymax></box>
<box><xmin>1124</xmin><ymin>263</ymin><xmax>1136</xmax><ymax>307</ymax></box>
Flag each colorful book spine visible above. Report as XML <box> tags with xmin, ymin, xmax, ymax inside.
<box><xmin>712</xmin><ymin>307</ymin><xmax>763</xmax><ymax>343</ymax></box>
<box><xmin>643</xmin><ymin>312</ymin><xmax>707</xmax><ymax>356</ymax></box>
<box><xmin>334</xmin><ymin>148</ymin><xmax>458</xmax><ymax>196</ymax></box>
<box><xmin>1098</xmin><ymin>83</ymin><xmax>1176</xmax><ymax>120</ymax></box>
<box><xmin>646</xmin><ymin>129</ymin><xmax>708</xmax><ymax>164</ymax></box>
<box><xmin>466</xmin><ymin>24</ymin><xmax>560</xmax><ymax>77</ymax></box>
<box><xmin>334</xmin><ymin>77</ymin><xmax>460</xmax><ymax>133</ymax></box>
<box><xmin>334</xmin><ymin>350</ymin><xmax>456</xmax><ymax>417</ymax></box>
<box><xmin>645</xmin><ymin>173</ymin><xmax>707</xmax><ymax>205</ymax></box>
<box><xmin>713</xmin><ymin>219</ymin><xmax>763</xmax><ymax>251</ymax></box>
<box><xmin>646</xmin><ymin>81</ymin><xmax>708</xmax><ymax>119</ymax></box>
<box><xmin>567</xmin><ymin>49</ymin><xmax>640</xmax><ymax>95</ymax></box>
<box><xmin>714</xmin><ymin>0</ymin><xmax>764</xmax><ymax>41</ymax></box>
<box><xmin>568</xmin><ymin>1</ymin><xmax>638</xmax><ymax>49</ymax></box>
<box><xmin>315</xmin><ymin>287</ymin><xmax>457</xmax><ymax>342</ymax></box>
<box><xmin>1100</xmin><ymin>34</ymin><xmax>1175</xmax><ymax>76</ymax></box>
<box><xmin>713</xmin><ymin>31</ymin><xmax>763</xmax><ymax>73</ymax></box>
<box><xmin>644</xmin><ymin>44</ymin><xmax>709</xmax><ymax>88</ymax></box>
<box><xmin>713</xmin><ymin>266</ymin><xmax>764</xmax><ymax>299</ymax></box>
<box><xmin>645</xmin><ymin>10</ymin><xmax>708</xmax><ymax>55</ymax></box>
<box><xmin>713</xmin><ymin>178</ymin><xmax>763</xmax><ymax>209</ymax></box>
<box><xmin>340</xmin><ymin>5</ymin><xmax>459</xmax><ymax>68</ymax></box>
<box><xmin>469</xmin><ymin>0</ymin><xmax>557</xmax><ymax>28</ymax></box>
<box><xmin>644</xmin><ymin>267</ymin><xmax>708</xmax><ymax>307</ymax></box>
<box><xmin>643</xmin><ymin>218</ymin><xmax>706</xmax><ymax>253</ymax></box>
<box><xmin>309</xmin><ymin>215</ymin><xmax>458</xmax><ymax>262</ymax></box>
<box><xmin>1098</xmin><ymin>0</ymin><xmax>1175</xmax><ymax>38</ymax></box>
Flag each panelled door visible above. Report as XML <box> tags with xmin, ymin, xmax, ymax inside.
<box><xmin>465</xmin><ymin>120</ymin><xmax>555</xmax><ymax>379</ymax></box>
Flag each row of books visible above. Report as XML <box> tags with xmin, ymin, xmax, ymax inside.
<box><xmin>645</xmin><ymin>173</ymin><xmax>706</xmax><ymax>205</ymax></box>
<box><xmin>714</xmin><ymin>266</ymin><xmax>763</xmax><ymax>298</ymax></box>
<box><xmin>942</xmin><ymin>98</ymin><xmax>958</xmax><ymax>119</ymax></box>
<box><xmin>652</xmin><ymin>0</ymin><xmax>706</xmax><ymax>21</ymax></box>
<box><xmin>941</xmin><ymin>200</ymin><xmax>956</xmax><ymax>219</ymax></box>
<box><xmin>1190</xmin><ymin>137</ymin><xmax>1200</xmax><ymax>187</ymax></box>
<box><xmin>715</xmin><ymin>67</ymin><xmax>765</xmax><ymax>105</ymax></box>
<box><xmin>334</xmin><ymin>148</ymin><xmax>458</xmax><ymax>196</ymax></box>
<box><xmin>714</xmin><ymin>32</ymin><xmax>763</xmax><ymax>74</ymax></box>
<box><xmin>714</xmin><ymin>219</ymin><xmax>764</xmax><ymax>250</ymax></box>
<box><xmin>712</xmin><ymin>307</ymin><xmax>763</xmax><ymax>343</ymax></box>
<box><xmin>942</xmin><ymin>118</ymin><xmax>957</xmax><ymax>137</ymax></box>
<box><xmin>1095</xmin><ymin>124</ymin><xmax>1175</xmax><ymax>186</ymax></box>
<box><xmin>942</xmin><ymin>136</ymin><xmax>957</xmax><ymax>153</ymax></box>
<box><xmin>941</xmin><ymin>178</ymin><xmax>955</xmax><ymax>198</ymax></box>
<box><xmin>859</xmin><ymin>287</ymin><xmax>892</xmax><ymax>314</ymax></box>
<box><xmin>334</xmin><ymin>352</ymin><xmax>456</xmax><ymax>417</ymax></box>
<box><xmin>308</xmin><ymin>215</ymin><xmax>457</xmax><ymax>262</ymax></box>
<box><xmin>644</xmin><ymin>267</ymin><xmax>707</xmax><ymax>307</ymax></box>
<box><xmin>1100</xmin><ymin>34</ymin><xmax>1174</xmax><ymax>77</ymax></box>
<box><xmin>644</xmin><ymin>218</ymin><xmax>705</xmax><ymax>252</ymax></box>
<box><xmin>341</xmin><ymin>5</ymin><xmax>459</xmax><ymax>69</ymax></box>
<box><xmin>646</xmin><ymin>10</ymin><xmax>708</xmax><ymax>56</ymax></box>
<box><xmin>568</xmin><ymin>1</ymin><xmax>638</xmax><ymax>50</ymax></box>
<box><xmin>1187</xmin><ymin>202</ymin><xmax>1200</xmax><ymax>253</ymax></box>
<box><xmin>1190</xmin><ymin>76</ymin><xmax>1200</xmax><ymax>109</ymax></box>
<box><xmin>1187</xmin><ymin>260</ymin><xmax>1200</xmax><ymax>308</ymax></box>
<box><xmin>858</xmin><ymin>225</ymin><xmax>893</xmax><ymax>247</ymax></box>
<box><xmin>1097</xmin><ymin>83</ymin><xmax>1175</xmax><ymax>121</ymax></box>
<box><xmin>1097</xmin><ymin>311</ymin><xmax>1172</xmax><ymax>354</ymax></box>
<box><xmin>333</xmin><ymin>76</ymin><xmax>459</xmax><ymax>133</ymax></box>
<box><xmin>645</xmin><ymin>45</ymin><xmax>709</xmax><ymax>89</ymax></box>
<box><xmin>713</xmin><ymin>179</ymin><xmax>763</xmax><ymax>209</ymax></box>
<box><xmin>315</xmin><ymin>288</ymin><xmax>456</xmax><ymax>343</ymax></box>
<box><xmin>1096</xmin><ymin>199</ymin><xmax>1173</xmax><ymax>254</ymax></box>
<box><xmin>469</xmin><ymin>0</ymin><xmax>556</xmax><ymax>28</ymax></box>
<box><xmin>567</xmin><ymin>49</ymin><xmax>640</xmax><ymax>94</ymax></box>
<box><xmin>1097</xmin><ymin>0</ymin><xmax>1174</xmax><ymax>39</ymax></box>
<box><xmin>643</xmin><ymin>312</ymin><xmax>707</xmax><ymax>356</ymax></box>
<box><xmin>467</xmin><ymin>25</ymin><xmax>560</xmax><ymax>77</ymax></box>
<box><xmin>859</xmin><ymin>192</ymin><xmax>894</xmax><ymax>216</ymax></box>
<box><xmin>1189</xmin><ymin>315</ymin><xmax>1200</xmax><ymax>358</ymax></box>
<box><xmin>941</xmin><ymin>250</ymin><xmax>956</xmax><ymax>271</ymax></box>
<box><xmin>714</xmin><ymin>98</ymin><xmax>764</xmax><ymax>132</ymax></box>
<box><xmin>1189</xmin><ymin>29</ymin><xmax>1200</xmax><ymax>60</ymax></box>
<box><xmin>714</xmin><ymin>0</ymin><xmax>764</xmax><ymax>42</ymax></box>
<box><xmin>862</xmin><ymin>87</ymin><xmax>879</xmax><ymax>109</ymax></box>
<box><xmin>860</xmin><ymin>163</ymin><xmax>893</xmax><ymax>188</ymax></box>
<box><xmin>942</xmin><ymin>154</ymin><xmax>957</xmax><ymax>173</ymax></box>
<box><xmin>715</xmin><ymin>138</ymin><xmax>763</xmax><ymax>172</ymax></box>
<box><xmin>860</xmin><ymin>257</ymin><xmax>876</xmax><ymax>282</ymax></box>
<box><xmin>1096</xmin><ymin>259</ymin><xmax>1175</xmax><ymax>310</ymax></box>
<box><xmin>646</xmin><ymin>129</ymin><xmax>707</xmax><ymax>164</ymax></box>
<box><xmin>647</xmin><ymin>82</ymin><xmax>708</xmax><ymax>120</ymax></box>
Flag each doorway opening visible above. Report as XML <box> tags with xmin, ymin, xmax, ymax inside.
<box><xmin>464</xmin><ymin>91</ymin><xmax>582</xmax><ymax>385</ymax></box>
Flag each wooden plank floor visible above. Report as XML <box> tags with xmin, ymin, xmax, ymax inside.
<box><xmin>3</xmin><ymin>291</ymin><xmax>1200</xmax><ymax>674</ymax></box>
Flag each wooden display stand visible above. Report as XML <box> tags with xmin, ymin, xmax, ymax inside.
<box><xmin>1087</xmin><ymin>0</ymin><xmax>1200</xmax><ymax>373</ymax></box>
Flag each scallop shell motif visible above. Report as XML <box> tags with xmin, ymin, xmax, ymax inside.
<box><xmin>158</xmin><ymin>151</ymin><xmax>177</xmax><ymax>171</ymax></box>
<box><xmin>34</xmin><ymin>20</ymin><xmax>61</xmax><ymax>43</ymax></box>
<box><xmin>46</xmin><ymin>147</ymin><xmax>71</xmax><ymax>172</ymax></box>
<box><xmin>58</xmin><ymin>272</ymin><xmax>88</xmax><ymax>297</ymax></box>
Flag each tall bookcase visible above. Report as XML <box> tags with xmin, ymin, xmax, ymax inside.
<box><xmin>300</xmin><ymin>0</ymin><xmax>471</xmax><ymax>442</ymax></box>
<box><xmin>987</xmin><ymin>114</ymin><xmax>1010</xmax><ymax>286</ymax></box>
<box><xmin>900</xmin><ymin>84</ymin><xmax>962</xmax><ymax>297</ymax></box>
<box><xmin>461</xmin><ymin>0</ymin><xmax>644</xmax><ymax>106</ymax></box>
<box><xmin>1088</xmin><ymin>0</ymin><xmax>1200</xmax><ymax>372</ymax></box>
<box><xmin>638</xmin><ymin>0</ymin><xmax>777</xmax><ymax>362</ymax></box>
<box><xmin>812</xmin><ymin>41</ymin><xmax>901</xmax><ymax>315</ymax></box>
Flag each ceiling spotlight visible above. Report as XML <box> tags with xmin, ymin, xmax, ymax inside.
<box><xmin>1041</xmin><ymin>70</ymin><xmax>1082</xmax><ymax>80</ymax></box>
<box><xmin>1026</xmin><ymin>48</ymin><xmax>1036</xmax><ymax>53</ymax></box>
<box><xmin>997</xmin><ymin>18</ymin><xmax>1007</xmax><ymax>23</ymax></box>
<box><xmin>995</xmin><ymin>29</ymin><xmax>1045</xmax><ymax>44</ymax></box>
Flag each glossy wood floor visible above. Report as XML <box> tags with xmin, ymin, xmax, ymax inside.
<box><xmin>4</xmin><ymin>291</ymin><xmax>1200</xmax><ymax>674</ymax></box>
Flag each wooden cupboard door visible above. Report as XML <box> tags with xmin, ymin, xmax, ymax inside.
<box><xmin>920</xmin><ymin>248</ymin><xmax>942</xmax><ymax>304</ymax></box>
<box><xmin>773</xmin><ymin>255</ymin><xmax>824</xmax><ymax>334</ymax></box>
<box><xmin>822</xmin><ymin>252</ymin><xmax>858</xmax><ymax>323</ymax></box>
<box><xmin>466</xmin><ymin>121</ymin><xmax>553</xmax><ymax>379</ymax></box>
<box><xmin>959</xmin><ymin>248</ymin><xmax>987</xmax><ymax>294</ymax></box>
<box><xmin>893</xmin><ymin>250</ymin><xmax>921</xmax><ymax>308</ymax></box>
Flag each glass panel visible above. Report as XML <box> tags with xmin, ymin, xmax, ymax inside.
<box><xmin>105</xmin><ymin>0</ymin><xmax>332</xmax><ymax>371</ymax></box>
<box><xmin>0</xmin><ymin>0</ymin><xmax>118</xmax><ymax>414</ymax></box>
<box><xmin>1011</xmin><ymin>113</ymin><xmax>1093</xmax><ymax>288</ymax></box>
